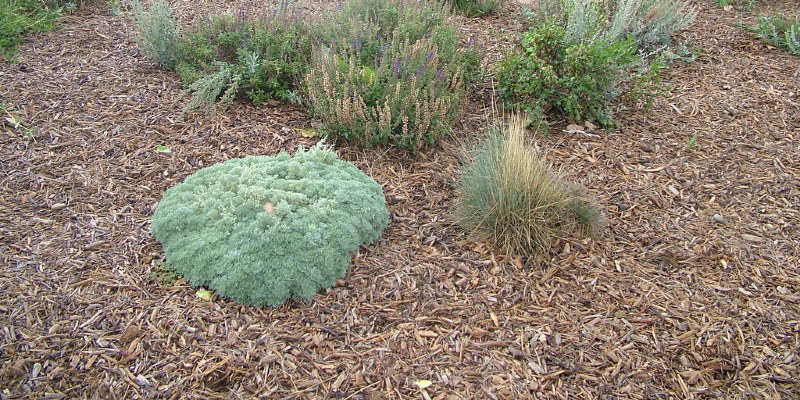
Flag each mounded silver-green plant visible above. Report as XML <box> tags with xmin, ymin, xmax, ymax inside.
<box><xmin>151</xmin><ymin>143</ymin><xmax>389</xmax><ymax>307</ymax></box>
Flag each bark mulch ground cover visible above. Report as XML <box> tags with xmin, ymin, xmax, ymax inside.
<box><xmin>1</xmin><ymin>0</ymin><xmax>798</xmax><ymax>398</ymax></box>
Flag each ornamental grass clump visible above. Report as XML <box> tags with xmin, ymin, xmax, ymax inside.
<box><xmin>452</xmin><ymin>117</ymin><xmax>603</xmax><ymax>259</ymax></box>
<box><xmin>306</xmin><ymin>0</ymin><xmax>479</xmax><ymax>152</ymax></box>
<box><xmin>150</xmin><ymin>144</ymin><xmax>389</xmax><ymax>307</ymax></box>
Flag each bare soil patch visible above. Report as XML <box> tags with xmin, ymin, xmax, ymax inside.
<box><xmin>1</xmin><ymin>1</ymin><xmax>798</xmax><ymax>399</ymax></box>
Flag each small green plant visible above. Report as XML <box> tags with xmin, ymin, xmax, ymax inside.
<box><xmin>179</xmin><ymin>62</ymin><xmax>241</xmax><ymax>115</ymax></box>
<box><xmin>452</xmin><ymin>116</ymin><xmax>603</xmax><ymax>259</ymax></box>
<box><xmin>686</xmin><ymin>135</ymin><xmax>697</xmax><ymax>148</ymax></box>
<box><xmin>0</xmin><ymin>0</ymin><xmax>64</xmax><ymax>59</ymax></box>
<box><xmin>496</xmin><ymin>21</ymin><xmax>652</xmax><ymax>126</ymax></box>
<box><xmin>146</xmin><ymin>260</ymin><xmax>181</xmax><ymax>285</ymax></box>
<box><xmin>1</xmin><ymin>102</ymin><xmax>36</xmax><ymax>141</ymax></box>
<box><xmin>746</xmin><ymin>12</ymin><xmax>800</xmax><ymax>56</ymax></box>
<box><xmin>715</xmin><ymin>0</ymin><xmax>757</xmax><ymax>11</ymax></box>
<box><xmin>107</xmin><ymin>0</ymin><xmax>122</xmax><ymax>15</ymax></box>
<box><xmin>452</xmin><ymin>0</ymin><xmax>496</xmax><ymax>17</ymax></box>
<box><xmin>129</xmin><ymin>0</ymin><xmax>179</xmax><ymax>68</ymax></box>
<box><xmin>150</xmin><ymin>143</ymin><xmax>389</xmax><ymax>307</ymax></box>
<box><xmin>306</xmin><ymin>0</ymin><xmax>479</xmax><ymax>152</ymax></box>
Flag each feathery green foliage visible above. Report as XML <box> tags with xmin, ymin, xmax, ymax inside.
<box><xmin>151</xmin><ymin>144</ymin><xmax>389</xmax><ymax>307</ymax></box>
<box><xmin>747</xmin><ymin>12</ymin><xmax>800</xmax><ymax>56</ymax></box>
<box><xmin>0</xmin><ymin>0</ymin><xmax>63</xmax><ymax>59</ymax></box>
<box><xmin>129</xmin><ymin>0</ymin><xmax>179</xmax><ymax>68</ymax></box>
<box><xmin>306</xmin><ymin>0</ymin><xmax>479</xmax><ymax>152</ymax></box>
<box><xmin>179</xmin><ymin>62</ymin><xmax>241</xmax><ymax>115</ymax></box>
<box><xmin>452</xmin><ymin>117</ymin><xmax>602</xmax><ymax>259</ymax></box>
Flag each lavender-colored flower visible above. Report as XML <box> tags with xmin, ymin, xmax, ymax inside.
<box><xmin>354</xmin><ymin>38</ymin><xmax>362</xmax><ymax>49</ymax></box>
<box><xmin>380</xmin><ymin>43</ymin><xmax>391</xmax><ymax>54</ymax></box>
<box><xmin>337</xmin><ymin>1</ymin><xmax>343</xmax><ymax>10</ymax></box>
<box><xmin>426</xmin><ymin>52</ymin><xmax>435</xmax><ymax>60</ymax></box>
<box><xmin>416</xmin><ymin>66</ymin><xmax>426</xmax><ymax>75</ymax></box>
<box><xmin>435</xmin><ymin>68</ymin><xmax>445</xmax><ymax>79</ymax></box>
<box><xmin>392</xmin><ymin>58</ymin><xmax>402</xmax><ymax>73</ymax></box>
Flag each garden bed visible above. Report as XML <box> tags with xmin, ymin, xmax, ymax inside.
<box><xmin>0</xmin><ymin>0</ymin><xmax>798</xmax><ymax>398</ymax></box>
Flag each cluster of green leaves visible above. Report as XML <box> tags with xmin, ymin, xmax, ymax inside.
<box><xmin>151</xmin><ymin>143</ymin><xmax>389</xmax><ymax>307</ymax></box>
<box><xmin>0</xmin><ymin>0</ymin><xmax>66</xmax><ymax>59</ymax></box>
<box><xmin>452</xmin><ymin>0</ymin><xmax>496</xmax><ymax>18</ymax></box>
<box><xmin>746</xmin><ymin>12</ymin><xmax>800</xmax><ymax>56</ymax></box>
<box><xmin>305</xmin><ymin>0</ymin><xmax>479</xmax><ymax>152</ymax></box>
<box><xmin>1</xmin><ymin>101</ymin><xmax>36</xmax><ymax>140</ymax></box>
<box><xmin>500</xmin><ymin>0</ymin><xmax>695</xmax><ymax>127</ymax></box>
<box><xmin>452</xmin><ymin>117</ymin><xmax>603</xmax><ymax>259</ymax></box>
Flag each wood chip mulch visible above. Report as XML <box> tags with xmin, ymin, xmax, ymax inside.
<box><xmin>0</xmin><ymin>0</ymin><xmax>798</xmax><ymax>398</ymax></box>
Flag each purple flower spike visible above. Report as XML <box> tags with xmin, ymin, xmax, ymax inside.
<box><xmin>426</xmin><ymin>52</ymin><xmax>435</xmax><ymax>60</ymax></box>
<box><xmin>354</xmin><ymin>38</ymin><xmax>362</xmax><ymax>49</ymax></box>
<box><xmin>392</xmin><ymin>58</ymin><xmax>402</xmax><ymax>72</ymax></box>
<box><xmin>381</xmin><ymin>43</ymin><xmax>391</xmax><ymax>54</ymax></box>
<box><xmin>417</xmin><ymin>66</ymin><xmax>426</xmax><ymax>75</ymax></box>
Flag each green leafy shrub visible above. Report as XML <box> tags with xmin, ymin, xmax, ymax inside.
<box><xmin>306</xmin><ymin>0</ymin><xmax>479</xmax><ymax>152</ymax></box>
<box><xmin>746</xmin><ymin>12</ymin><xmax>800</xmax><ymax>56</ymax></box>
<box><xmin>129</xmin><ymin>0</ymin><xmax>180</xmax><ymax>68</ymax></box>
<box><xmin>0</xmin><ymin>0</ymin><xmax>63</xmax><ymax>59</ymax></box>
<box><xmin>524</xmin><ymin>0</ymin><xmax>697</xmax><ymax>50</ymax></box>
<box><xmin>452</xmin><ymin>117</ymin><xmax>602</xmax><ymax>259</ymax></box>
<box><xmin>502</xmin><ymin>0</ymin><xmax>693</xmax><ymax>126</ymax></box>
<box><xmin>150</xmin><ymin>144</ymin><xmax>389</xmax><ymax>307</ymax></box>
<box><xmin>496</xmin><ymin>21</ymin><xmax>650</xmax><ymax>126</ymax></box>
